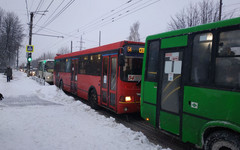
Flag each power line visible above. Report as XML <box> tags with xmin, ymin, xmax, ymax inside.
<box><xmin>34</xmin><ymin>0</ymin><xmax>54</xmax><ymax>28</ymax></box>
<box><xmin>32</xmin><ymin>33</ymin><xmax>64</xmax><ymax>38</ymax></box>
<box><xmin>83</xmin><ymin>0</ymin><xmax>161</xmax><ymax>34</ymax></box>
<box><xmin>36</xmin><ymin>0</ymin><xmax>138</xmax><ymax>41</ymax></box>
<box><xmin>42</xmin><ymin>0</ymin><xmax>161</xmax><ymax>52</ymax></box>
<box><xmin>34</xmin><ymin>0</ymin><xmax>44</xmax><ymax>14</ymax></box>
<box><xmin>36</xmin><ymin>0</ymin><xmax>65</xmax><ymax>33</ymax></box>
<box><xmin>69</xmin><ymin>0</ymin><xmax>137</xmax><ymax>35</ymax></box>
<box><xmin>25</xmin><ymin>0</ymin><xmax>30</xmax><ymax>22</ymax></box>
<box><xmin>68</xmin><ymin>0</ymin><xmax>143</xmax><ymax>36</ymax></box>
<box><xmin>41</xmin><ymin>0</ymin><xmax>144</xmax><ymax>50</ymax></box>
<box><xmin>40</xmin><ymin>0</ymin><xmax>75</xmax><ymax>30</ymax></box>
<box><xmin>29</xmin><ymin>0</ymin><xmax>36</xmax><ymax>11</ymax></box>
<box><xmin>34</xmin><ymin>24</ymin><xmax>69</xmax><ymax>37</ymax></box>
<box><xmin>223</xmin><ymin>7</ymin><xmax>240</xmax><ymax>14</ymax></box>
<box><xmin>223</xmin><ymin>2</ymin><xmax>240</xmax><ymax>7</ymax></box>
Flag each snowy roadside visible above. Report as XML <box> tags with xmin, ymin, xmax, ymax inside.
<box><xmin>0</xmin><ymin>70</ymin><xmax>170</xmax><ymax>150</ymax></box>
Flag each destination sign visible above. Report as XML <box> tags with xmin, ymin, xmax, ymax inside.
<box><xmin>126</xmin><ymin>46</ymin><xmax>145</xmax><ymax>54</ymax></box>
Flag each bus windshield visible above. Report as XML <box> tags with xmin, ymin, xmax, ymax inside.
<box><xmin>45</xmin><ymin>61</ymin><xmax>54</xmax><ymax>73</ymax></box>
<box><xmin>120</xmin><ymin>44</ymin><xmax>144</xmax><ymax>82</ymax></box>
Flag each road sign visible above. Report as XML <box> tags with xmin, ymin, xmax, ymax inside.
<box><xmin>26</xmin><ymin>45</ymin><xmax>34</xmax><ymax>52</ymax></box>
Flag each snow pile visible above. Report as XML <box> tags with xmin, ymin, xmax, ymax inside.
<box><xmin>0</xmin><ymin>71</ymin><xmax>170</xmax><ymax>150</ymax></box>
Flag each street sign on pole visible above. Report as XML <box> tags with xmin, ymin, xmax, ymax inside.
<box><xmin>26</xmin><ymin>45</ymin><xmax>34</xmax><ymax>53</ymax></box>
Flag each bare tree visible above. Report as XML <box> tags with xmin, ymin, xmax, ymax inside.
<box><xmin>57</xmin><ymin>46</ymin><xmax>70</xmax><ymax>54</ymax></box>
<box><xmin>127</xmin><ymin>21</ymin><xmax>140</xmax><ymax>42</ymax></box>
<box><xmin>168</xmin><ymin>0</ymin><xmax>235</xmax><ymax>30</ymax></box>
<box><xmin>0</xmin><ymin>9</ymin><xmax>24</xmax><ymax>68</ymax></box>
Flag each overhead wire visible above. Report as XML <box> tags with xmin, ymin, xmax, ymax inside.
<box><xmin>34</xmin><ymin>24</ymin><xmax>71</xmax><ymax>37</ymax></box>
<box><xmin>34</xmin><ymin>0</ymin><xmax>44</xmax><ymax>14</ymax></box>
<box><xmin>83</xmin><ymin>0</ymin><xmax>161</xmax><ymax>34</ymax></box>
<box><xmin>41</xmin><ymin>0</ymin><xmax>141</xmax><ymax>50</ymax></box>
<box><xmin>68</xmin><ymin>0</ymin><xmax>137</xmax><ymax>35</ymax></box>
<box><xmin>29</xmin><ymin>0</ymin><xmax>36</xmax><ymax>11</ymax></box>
<box><xmin>40</xmin><ymin>0</ymin><xmax>133</xmax><ymax>51</ymax></box>
<box><xmin>37</xmin><ymin>0</ymin><xmax>65</xmax><ymax>31</ymax></box>
<box><xmin>33</xmin><ymin>0</ymin><xmax>55</xmax><ymax>29</ymax></box>
<box><xmin>41</xmin><ymin>0</ymin><xmax>75</xmax><ymax>29</ymax></box>
<box><xmin>43</xmin><ymin>0</ymin><xmax>161</xmax><ymax>51</ymax></box>
<box><xmin>25</xmin><ymin>0</ymin><xmax>30</xmax><ymax>22</ymax></box>
<box><xmin>223</xmin><ymin>2</ymin><xmax>240</xmax><ymax>7</ymax></box>
<box><xmin>223</xmin><ymin>8</ymin><xmax>240</xmax><ymax>17</ymax></box>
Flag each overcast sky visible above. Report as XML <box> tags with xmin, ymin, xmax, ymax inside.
<box><xmin>0</xmin><ymin>0</ymin><xmax>239</xmax><ymax>64</ymax></box>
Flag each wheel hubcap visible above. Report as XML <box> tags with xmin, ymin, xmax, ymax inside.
<box><xmin>212</xmin><ymin>141</ymin><xmax>237</xmax><ymax>150</ymax></box>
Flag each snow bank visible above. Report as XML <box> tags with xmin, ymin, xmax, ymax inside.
<box><xmin>0</xmin><ymin>71</ymin><xmax>170</xmax><ymax>150</ymax></box>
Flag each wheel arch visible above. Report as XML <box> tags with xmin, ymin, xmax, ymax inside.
<box><xmin>200</xmin><ymin>121</ymin><xmax>240</xmax><ymax>148</ymax></box>
<box><xmin>59</xmin><ymin>78</ymin><xmax>63</xmax><ymax>88</ymax></box>
<box><xmin>88</xmin><ymin>86</ymin><xmax>97</xmax><ymax>100</ymax></box>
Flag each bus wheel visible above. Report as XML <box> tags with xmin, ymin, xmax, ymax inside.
<box><xmin>89</xmin><ymin>89</ymin><xmax>99</xmax><ymax>110</ymax></box>
<box><xmin>204</xmin><ymin>130</ymin><xmax>240</xmax><ymax>150</ymax></box>
<box><xmin>59</xmin><ymin>80</ymin><xmax>63</xmax><ymax>90</ymax></box>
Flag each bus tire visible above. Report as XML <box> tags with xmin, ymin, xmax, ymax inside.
<box><xmin>204</xmin><ymin>130</ymin><xmax>240</xmax><ymax>150</ymax></box>
<box><xmin>89</xmin><ymin>89</ymin><xmax>99</xmax><ymax>110</ymax></box>
<box><xmin>59</xmin><ymin>80</ymin><xmax>63</xmax><ymax>90</ymax></box>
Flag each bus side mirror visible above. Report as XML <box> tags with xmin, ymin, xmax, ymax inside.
<box><xmin>119</xmin><ymin>54</ymin><xmax>125</xmax><ymax>66</ymax></box>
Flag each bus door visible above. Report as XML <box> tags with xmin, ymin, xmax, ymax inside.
<box><xmin>101</xmin><ymin>54</ymin><xmax>118</xmax><ymax>111</ymax></box>
<box><xmin>157</xmin><ymin>50</ymin><xmax>183</xmax><ymax>136</ymax></box>
<box><xmin>54</xmin><ymin>60</ymin><xmax>60</xmax><ymax>86</ymax></box>
<box><xmin>71</xmin><ymin>58</ymin><xmax>78</xmax><ymax>94</ymax></box>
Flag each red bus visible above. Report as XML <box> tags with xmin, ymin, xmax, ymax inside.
<box><xmin>54</xmin><ymin>41</ymin><xmax>145</xmax><ymax>114</ymax></box>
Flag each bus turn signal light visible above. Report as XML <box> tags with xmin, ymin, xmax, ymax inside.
<box><xmin>146</xmin><ymin>118</ymin><xmax>150</xmax><ymax>121</ymax></box>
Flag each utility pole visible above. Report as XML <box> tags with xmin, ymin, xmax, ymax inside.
<box><xmin>219</xmin><ymin>0</ymin><xmax>223</xmax><ymax>21</ymax></box>
<box><xmin>27</xmin><ymin>12</ymin><xmax>34</xmax><ymax>77</ymax></box>
<box><xmin>71</xmin><ymin>41</ymin><xmax>73</xmax><ymax>53</ymax></box>
<box><xmin>99</xmin><ymin>31</ymin><xmax>101</xmax><ymax>46</ymax></box>
<box><xmin>79</xmin><ymin>35</ymin><xmax>84</xmax><ymax>50</ymax></box>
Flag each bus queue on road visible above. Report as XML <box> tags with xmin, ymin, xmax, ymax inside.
<box><xmin>42</xmin><ymin>17</ymin><xmax>240</xmax><ymax>150</ymax></box>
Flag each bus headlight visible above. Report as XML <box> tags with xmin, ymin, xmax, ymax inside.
<box><xmin>120</xmin><ymin>96</ymin><xmax>132</xmax><ymax>102</ymax></box>
<box><xmin>125</xmin><ymin>96</ymin><xmax>131</xmax><ymax>102</ymax></box>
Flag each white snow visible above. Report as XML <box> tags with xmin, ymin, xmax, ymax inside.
<box><xmin>0</xmin><ymin>71</ymin><xmax>170</xmax><ymax>150</ymax></box>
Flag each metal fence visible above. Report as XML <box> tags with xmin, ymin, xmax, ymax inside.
<box><xmin>31</xmin><ymin>76</ymin><xmax>47</xmax><ymax>85</ymax></box>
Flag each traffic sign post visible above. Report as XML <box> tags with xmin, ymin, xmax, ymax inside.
<box><xmin>26</xmin><ymin>45</ymin><xmax>34</xmax><ymax>77</ymax></box>
<box><xmin>26</xmin><ymin>45</ymin><xmax>34</xmax><ymax>53</ymax></box>
<box><xmin>27</xmin><ymin>12</ymin><xmax>33</xmax><ymax>77</ymax></box>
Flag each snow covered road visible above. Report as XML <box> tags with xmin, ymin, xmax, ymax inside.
<box><xmin>0</xmin><ymin>71</ymin><xmax>170</xmax><ymax>150</ymax></box>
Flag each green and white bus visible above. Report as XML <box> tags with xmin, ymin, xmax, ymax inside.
<box><xmin>141</xmin><ymin>17</ymin><xmax>240</xmax><ymax>149</ymax></box>
<box><xmin>38</xmin><ymin>59</ymin><xmax>54</xmax><ymax>84</ymax></box>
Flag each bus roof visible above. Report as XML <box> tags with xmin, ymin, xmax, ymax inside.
<box><xmin>55</xmin><ymin>40</ymin><xmax>144</xmax><ymax>60</ymax></box>
<box><xmin>146</xmin><ymin>17</ymin><xmax>240</xmax><ymax>41</ymax></box>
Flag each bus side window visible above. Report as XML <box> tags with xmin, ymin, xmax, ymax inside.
<box><xmin>191</xmin><ymin>33</ymin><xmax>213</xmax><ymax>84</ymax></box>
<box><xmin>145</xmin><ymin>40</ymin><xmax>160</xmax><ymax>82</ymax></box>
<box><xmin>66</xmin><ymin>59</ymin><xmax>71</xmax><ymax>73</ymax></box>
<box><xmin>215</xmin><ymin>30</ymin><xmax>240</xmax><ymax>88</ymax></box>
<box><xmin>60</xmin><ymin>59</ymin><xmax>66</xmax><ymax>72</ymax></box>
